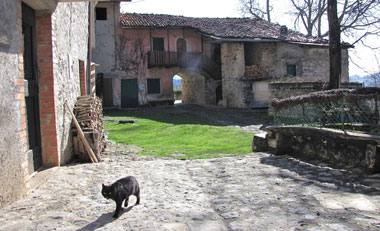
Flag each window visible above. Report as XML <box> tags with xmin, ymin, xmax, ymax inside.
<box><xmin>152</xmin><ymin>38</ymin><xmax>164</xmax><ymax>51</ymax></box>
<box><xmin>147</xmin><ymin>78</ymin><xmax>160</xmax><ymax>94</ymax></box>
<box><xmin>287</xmin><ymin>64</ymin><xmax>296</xmax><ymax>76</ymax></box>
<box><xmin>96</xmin><ymin>7</ymin><xmax>107</xmax><ymax>20</ymax></box>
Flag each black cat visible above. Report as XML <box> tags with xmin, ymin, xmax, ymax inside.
<box><xmin>101</xmin><ymin>176</ymin><xmax>140</xmax><ymax>218</ymax></box>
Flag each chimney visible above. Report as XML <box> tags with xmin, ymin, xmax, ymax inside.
<box><xmin>279</xmin><ymin>25</ymin><xmax>288</xmax><ymax>40</ymax></box>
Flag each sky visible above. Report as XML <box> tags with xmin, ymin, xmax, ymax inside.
<box><xmin>121</xmin><ymin>0</ymin><xmax>379</xmax><ymax>77</ymax></box>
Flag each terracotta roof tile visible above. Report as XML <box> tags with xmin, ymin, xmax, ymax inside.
<box><xmin>120</xmin><ymin>13</ymin><xmax>329</xmax><ymax>45</ymax></box>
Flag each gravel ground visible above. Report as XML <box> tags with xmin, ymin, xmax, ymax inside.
<box><xmin>0</xmin><ymin>153</ymin><xmax>379</xmax><ymax>231</ymax></box>
<box><xmin>1</xmin><ymin>105</ymin><xmax>379</xmax><ymax>230</ymax></box>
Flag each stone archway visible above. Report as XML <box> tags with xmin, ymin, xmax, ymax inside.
<box><xmin>176</xmin><ymin>70</ymin><xmax>206</xmax><ymax>105</ymax></box>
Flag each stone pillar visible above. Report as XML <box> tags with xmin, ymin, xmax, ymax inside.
<box><xmin>221</xmin><ymin>42</ymin><xmax>246</xmax><ymax>108</ymax></box>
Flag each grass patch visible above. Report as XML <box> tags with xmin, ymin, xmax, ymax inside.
<box><xmin>104</xmin><ymin>110</ymin><xmax>253</xmax><ymax>159</ymax></box>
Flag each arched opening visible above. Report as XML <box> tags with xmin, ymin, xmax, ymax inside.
<box><xmin>173</xmin><ymin>75</ymin><xmax>182</xmax><ymax>104</ymax></box>
<box><xmin>172</xmin><ymin>71</ymin><xmax>207</xmax><ymax>105</ymax></box>
<box><xmin>216</xmin><ymin>85</ymin><xmax>223</xmax><ymax>105</ymax></box>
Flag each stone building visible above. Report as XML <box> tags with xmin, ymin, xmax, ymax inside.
<box><xmin>0</xmin><ymin>0</ymin><xmax>130</xmax><ymax>208</ymax></box>
<box><xmin>93</xmin><ymin>11</ymin><xmax>351</xmax><ymax>108</ymax></box>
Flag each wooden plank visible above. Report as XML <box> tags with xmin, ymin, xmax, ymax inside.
<box><xmin>65</xmin><ymin>101</ymin><xmax>98</xmax><ymax>163</ymax></box>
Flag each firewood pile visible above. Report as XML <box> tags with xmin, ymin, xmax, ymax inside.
<box><xmin>73</xmin><ymin>96</ymin><xmax>106</xmax><ymax>160</ymax></box>
<box><xmin>245</xmin><ymin>65</ymin><xmax>263</xmax><ymax>78</ymax></box>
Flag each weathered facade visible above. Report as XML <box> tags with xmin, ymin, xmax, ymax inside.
<box><xmin>94</xmin><ymin>11</ymin><xmax>351</xmax><ymax>109</ymax></box>
<box><xmin>0</xmin><ymin>0</ymin><xmax>93</xmax><ymax>207</ymax></box>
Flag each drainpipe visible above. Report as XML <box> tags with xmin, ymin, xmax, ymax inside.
<box><xmin>87</xmin><ymin>1</ymin><xmax>93</xmax><ymax>95</ymax></box>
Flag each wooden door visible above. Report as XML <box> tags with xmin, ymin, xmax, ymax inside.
<box><xmin>121</xmin><ymin>79</ymin><xmax>138</xmax><ymax>108</ymax></box>
<box><xmin>177</xmin><ymin>38</ymin><xmax>187</xmax><ymax>66</ymax></box>
<box><xmin>103</xmin><ymin>78</ymin><xmax>113</xmax><ymax>107</ymax></box>
<box><xmin>22</xmin><ymin>3</ymin><xmax>42</xmax><ymax>174</ymax></box>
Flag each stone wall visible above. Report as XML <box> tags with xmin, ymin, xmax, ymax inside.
<box><xmin>271</xmin><ymin>81</ymin><xmax>325</xmax><ymax>101</ymax></box>
<box><xmin>92</xmin><ymin>1</ymin><xmax>118</xmax><ymax>77</ymax></box>
<box><xmin>221</xmin><ymin>42</ymin><xmax>247</xmax><ymax>108</ymax></box>
<box><xmin>51</xmin><ymin>2</ymin><xmax>89</xmax><ymax>164</ymax></box>
<box><xmin>269</xmin><ymin>81</ymin><xmax>362</xmax><ymax>114</ymax></box>
<box><xmin>179</xmin><ymin>71</ymin><xmax>206</xmax><ymax>105</ymax></box>
<box><xmin>270</xmin><ymin>82</ymin><xmax>362</xmax><ymax>101</ymax></box>
<box><xmin>253</xmin><ymin>127</ymin><xmax>380</xmax><ymax>173</ymax></box>
<box><xmin>0</xmin><ymin>0</ymin><xmax>89</xmax><ymax>207</ymax></box>
<box><xmin>204</xmin><ymin>80</ymin><xmax>222</xmax><ymax>105</ymax></box>
<box><xmin>244</xmin><ymin>42</ymin><xmax>349</xmax><ymax>82</ymax></box>
<box><xmin>251</xmin><ymin>80</ymin><xmax>270</xmax><ymax>108</ymax></box>
<box><xmin>0</xmin><ymin>0</ymin><xmax>29</xmax><ymax>208</ymax></box>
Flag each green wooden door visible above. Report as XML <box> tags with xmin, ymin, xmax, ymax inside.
<box><xmin>121</xmin><ymin>79</ymin><xmax>138</xmax><ymax>108</ymax></box>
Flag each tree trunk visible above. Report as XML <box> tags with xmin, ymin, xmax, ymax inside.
<box><xmin>327</xmin><ymin>0</ymin><xmax>341</xmax><ymax>89</ymax></box>
<box><xmin>266</xmin><ymin>0</ymin><xmax>271</xmax><ymax>23</ymax></box>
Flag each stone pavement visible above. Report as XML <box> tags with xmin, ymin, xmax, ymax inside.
<box><xmin>0</xmin><ymin>152</ymin><xmax>379</xmax><ymax>231</ymax></box>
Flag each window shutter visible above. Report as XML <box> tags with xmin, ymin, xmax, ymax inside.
<box><xmin>153</xmin><ymin>38</ymin><xmax>164</xmax><ymax>51</ymax></box>
<box><xmin>287</xmin><ymin>64</ymin><xmax>296</xmax><ymax>76</ymax></box>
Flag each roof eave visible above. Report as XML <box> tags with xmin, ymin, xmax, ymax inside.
<box><xmin>120</xmin><ymin>25</ymin><xmax>193</xmax><ymax>29</ymax></box>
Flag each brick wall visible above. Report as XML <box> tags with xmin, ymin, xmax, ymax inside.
<box><xmin>36</xmin><ymin>12</ymin><xmax>59</xmax><ymax>167</ymax></box>
<box><xmin>79</xmin><ymin>60</ymin><xmax>86</xmax><ymax>96</ymax></box>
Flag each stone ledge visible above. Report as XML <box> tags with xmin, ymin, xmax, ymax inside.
<box><xmin>252</xmin><ymin>126</ymin><xmax>380</xmax><ymax>173</ymax></box>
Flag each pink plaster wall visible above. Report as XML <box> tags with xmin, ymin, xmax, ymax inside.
<box><xmin>118</xmin><ymin>27</ymin><xmax>203</xmax><ymax>104</ymax></box>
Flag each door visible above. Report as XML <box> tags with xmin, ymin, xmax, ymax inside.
<box><xmin>121</xmin><ymin>79</ymin><xmax>138</xmax><ymax>108</ymax></box>
<box><xmin>177</xmin><ymin>38</ymin><xmax>187</xmax><ymax>66</ymax></box>
<box><xmin>103</xmin><ymin>78</ymin><xmax>113</xmax><ymax>107</ymax></box>
<box><xmin>22</xmin><ymin>3</ymin><xmax>42</xmax><ymax>174</ymax></box>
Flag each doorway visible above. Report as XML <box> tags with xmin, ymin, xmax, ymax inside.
<box><xmin>177</xmin><ymin>38</ymin><xmax>187</xmax><ymax>66</ymax></box>
<box><xmin>173</xmin><ymin>75</ymin><xmax>182</xmax><ymax>104</ymax></box>
<box><xmin>22</xmin><ymin>3</ymin><xmax>42</xmax><ymax>174</ymax></box>
<box><xmin>121</xmin><ymin>79</ymin><xmax>138</xmax><ymax>108</ymax></box>
<box><xmin>216</xmin><ymin>85</ymin><xmax>223</xmax><ymax>105</ymax></box>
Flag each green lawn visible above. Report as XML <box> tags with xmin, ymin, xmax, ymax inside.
<box><xmin>104</xmin><ymin>110</ymin><xmax>253</xmax><ymax>159</ymax></box>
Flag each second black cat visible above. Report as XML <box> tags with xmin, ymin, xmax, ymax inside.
<box><xmin>101</xmin><ymin>176</ymin><xmax>140</xmax><ymax>218</ymax></box>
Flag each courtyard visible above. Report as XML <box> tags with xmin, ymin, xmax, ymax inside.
<box><xmin>0</xmin><ymin>105</ymin><xmax>379</xmax><ymax>231</ymax></box>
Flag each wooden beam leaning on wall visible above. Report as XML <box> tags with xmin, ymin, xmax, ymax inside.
<box><xmin>65</xmin><ymin>101</ymin><xmax>99</xmax><ymax>163</ymax></box>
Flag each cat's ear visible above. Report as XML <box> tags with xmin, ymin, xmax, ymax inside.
<box><xmin>102</xmin><ymin>183</ymin><xmax>105</xmax><ymax>187</ymax></box>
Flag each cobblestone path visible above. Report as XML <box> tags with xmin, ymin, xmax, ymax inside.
<box><xmin>0</xmin><ymin>152</ymin><xmax>379</xmax><ymax>231</ymax></box>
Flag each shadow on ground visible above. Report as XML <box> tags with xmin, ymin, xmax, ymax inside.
<box><xmin>104</xmin><ymin>104</ymin><xmax>272</xmax><ymax>129</ymax></box>
<box><xmin>260</xmin><ymin>155</ymin><xmax>380</xmax><ymax>195</ymax></box>
<box><xmin>77</xmin><ymin>206</ymin><xmax>135</xmax><ymax>231</ymax></box>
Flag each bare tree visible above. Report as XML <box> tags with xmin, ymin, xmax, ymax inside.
<box><xmin>240</xmin><ymin>0</ymin><xmax>379</xmax><ymax>45</ymax></box>
<box><xmin>239</xmin><ymin>0</ymin><xmax>272</xmax><ymax>22</ymax></box>
<box><xmin>367</xmin><ymin>56</ymin><xmax>380</xmax><ymax>87</ymax></box>
<box><xmin>289</xmin><ymin>0</ymin><xmax>379</xmax><ymax>46</ymax></box>
<box><xmin>367</xmin><ymin>72</ymin><xmax>380</xmax><ymax>87</ymax></box>
<box><xmin>290</xmin><ymin>0</ymin><xmax>327</xmax><ymax>37</ymax></box>
<box><xmin>338</xmin><ymin>0</ymin><xmax>380</xmax><ymax>47</ymax></box>
<box><xmin>117</xmin><ymin>36</ymin><xmax>148</xmax><ymax>105</ymax></box>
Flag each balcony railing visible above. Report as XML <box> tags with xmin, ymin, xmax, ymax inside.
<box><xmin>148</xmin><ymin>51</ymin><xmax>221</xmax><ymax>80</ymax></box>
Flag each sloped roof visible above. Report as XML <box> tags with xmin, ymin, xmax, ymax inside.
<box><xmin>120</xmin><ymin>13</ymin><xmax>329</xmax><ymax>45</ymax></box>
